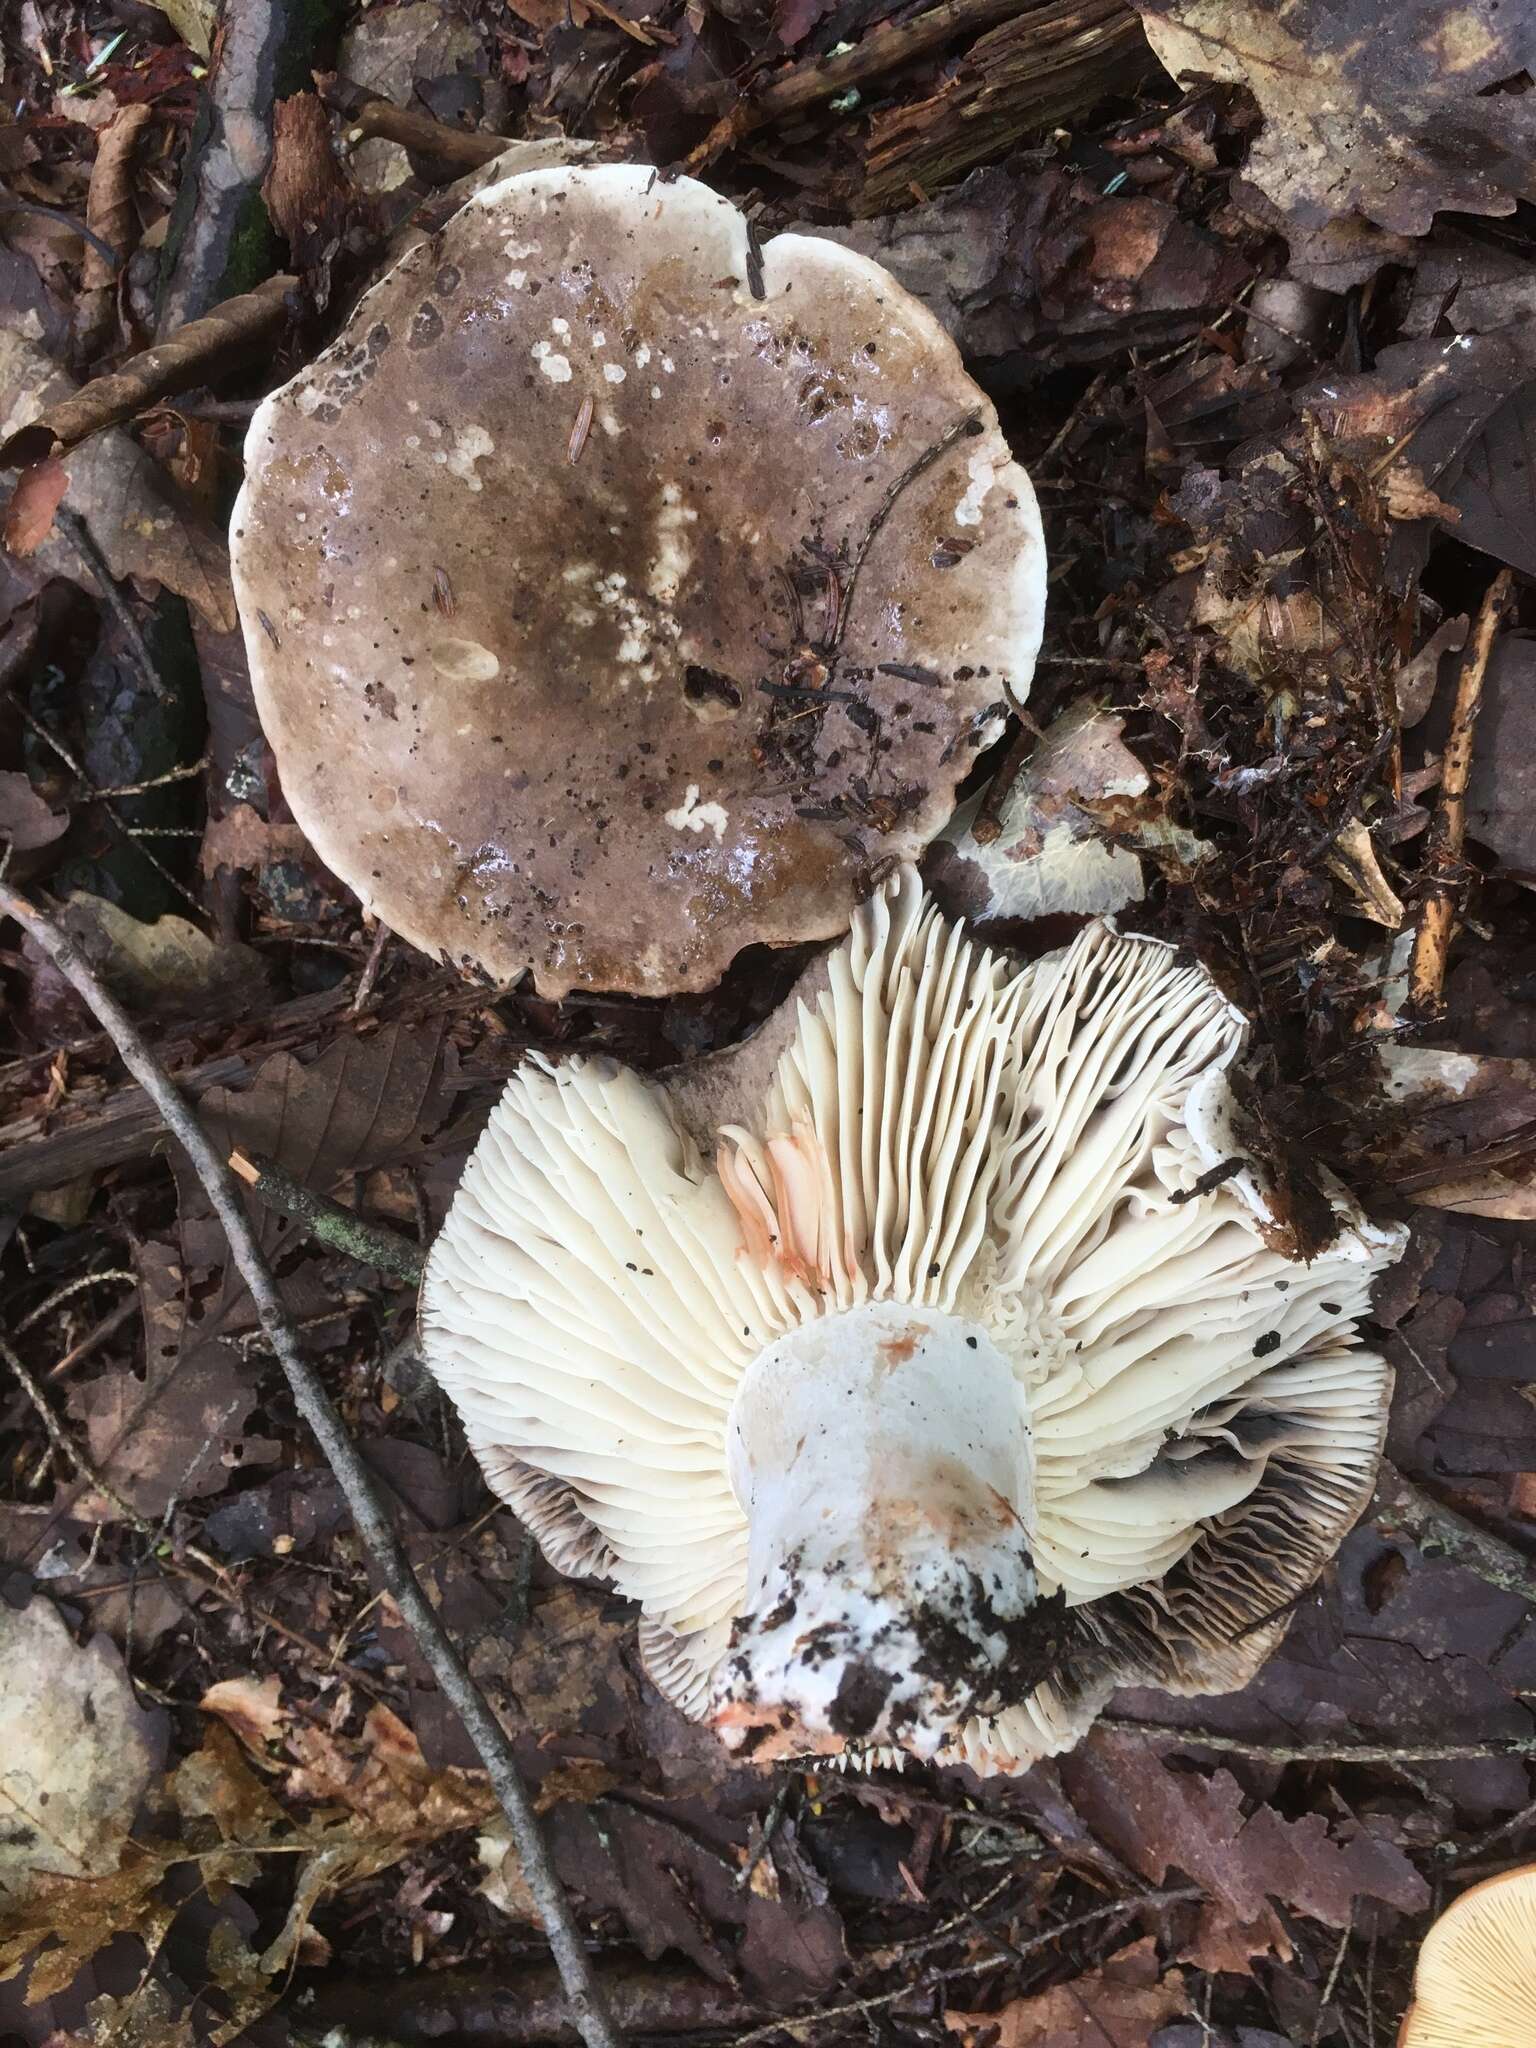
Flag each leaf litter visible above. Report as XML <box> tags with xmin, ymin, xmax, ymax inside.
<box><xmin>4</xmin><ymin>0</ymin><xmax>1536</xmax><ymax>2044</ymax></box>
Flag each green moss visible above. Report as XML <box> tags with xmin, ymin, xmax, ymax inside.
<box><xmin>222</xmin><ymin>186</ymin><xmax>277</xmax><ymax>300</ymax></box>
<box><xmin>275</xmin><ymin>0</ymin><xmax>349</xmax><ymax>96</ymax></box>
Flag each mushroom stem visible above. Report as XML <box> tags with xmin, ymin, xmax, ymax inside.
<box><xmin>711</xmin><ymin>1300</ymin><xmax>1045</xmax><ymax>1759</ymax></box>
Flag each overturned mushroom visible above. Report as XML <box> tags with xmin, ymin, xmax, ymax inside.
<box><xmin>421</xmin><ymin>869</ymin><xmax>1404</xmax><ymax>1771</ymax></box>
<box><xmin>1398</xmin><ymin>1867</ymin><xmax>1536</xmax><ymax>2047</ymax></box>
<box><xmin>230</xmin><ymin>166</ymin><xmax>1045</xmax><ymax>997</ymax></box>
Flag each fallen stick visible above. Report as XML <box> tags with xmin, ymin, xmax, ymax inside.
<box><xmin>684</xmin><ymin>0</ymin><xmax>1053</xmax><ymax>169</ymax></box>
<box><xmin>1406</xmin><ymin>566</ymin><xmax>1514</xmax><ymax>1018</ymax></box>
<box><xmin>1373</xmin><ymin>1460</ymin><xmax>1536</xmax><ymax>1609</ymax></box>
<box><xmin>0</xmin><ymin>880</ymin><xmax>622</xmax><ymax>2048</ymax></box>
<box><xmin>230</xmin><ymin>1146</ymin><xmax>427</xmax><ymax>1284</ymax></box>
<box><xmin>322</xmin><ymin>80</ymin><xmax>514</xmax><ymax>174</ymax></box>
<box><xmin>0</xmin><ymin>273</ymin><xmax>296</xmax><ymax>469</ymax></box>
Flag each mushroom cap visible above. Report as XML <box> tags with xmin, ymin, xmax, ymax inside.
<box><xmin>230</xmin><ymin>166</ymin><xmax>1045</xmax><ymax>997</ymax></box>
<box><xmin>1399</xmin><ymin>1867</ymin><xmax>1536</xmax><ymax>2047</ymax></box>
<box><xmin>420</xmin><ymin>869</ymin><xmax>1404</xmax><ymax>1772</ymax></box>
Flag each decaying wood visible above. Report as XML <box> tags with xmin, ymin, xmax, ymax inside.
<box><xmin>0</xmin><ymin>273</ymin><xmax>296</xmax><ymax>469</ymax></box>
<box><xmin>856</xmin><ymin>0</ymin><xmax>1146</xmax><ymax>212</ymax></box>
<box><xmin>1373</xmin><ymin>1460</ymin><xmax>1536</xmax><ymax>1609</ymax></box>
<box><xmin>322</xmin><ymin>80</ymin><xmax>514</xmax><ymax>175</ymax></box>
<box><xmin>307</xmin><ymin>1966</ymin><xmax>758</xmax><ymax>2044</ymax></box>
<box><xmin>687</xmin><ymin>0</ymin><xmax>1108</xmax><ymax>170</ymax></box>
<box><xmin>1406</xmin><ymin>567</ymin><xmax>1515</xmax><ymax>1018</ymax></box>
<box><xmin>0</xmin><ymin>969</ymin><xmax>496</xmax><ymax>1203</ymax></box>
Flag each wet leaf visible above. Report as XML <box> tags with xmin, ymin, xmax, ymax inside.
<box><xmin>1060</xmin><ymin>1732</ymin><xmax>1429</xmax><ymax>1970</ymax></box>
<box><xmin>0</xmin><ymin>768</ymin><xmax>67</xmax><ymax>850</ymax></box>
<box><xmin>1142</xmin><ymin>0</ymin><xmax>1536</xmax><ymax>248</ymax></box>
<box><xmin>0</xmin><ymin>1598</ymin><xmax>167</xmax><ymax>1906</ymax></box>
<box><xmin>0</xmin><ymin>329</ymin><xmax>235</xmax><ymax>629</ymax></box>
<box><xmin>947</xmin><ymin>1939</ymin><xmax>1185</xmax><ymax>2047</ymax></box>
<box><xmin>3</xmin><ymin>455</ymin><xmax>67</xmax><ymax>555</ymax></box>
<box><xmin>65</xmin><ymin>1239</ymin><xmax>260</xmax><ymax>1522</ymax></box>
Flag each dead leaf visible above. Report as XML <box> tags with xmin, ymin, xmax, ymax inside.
<box><xmin>0</xmin><ymin>1598</ymin><xmax>166</xmax><ymax>1903</ymax></box>
<box><xmin>144</xmin><ymin>0</ymin><xmax>216</xmax><ymax>57</ymax></box>
<box><xmin>0</xmin><ymin>768</ymin><xmax>67</xmax><ymax>849</ymax></box>
<box><xmin>1394</xmin><ymin>614</ymin><xmax>1468</xmax><ymax>727</ymax></box>
<box><xmin>1325</xmin><ymin>817</ymin><xmax>1405</xmax><ymax>928</ymax></box>
<box><xmin>0</xmin><ymin>1851</ymin><xmax>176</xmax><ymax>2002</ymax></box>
<box><xmin>65</xmin><ymin>1239</ymin><xmax>260</xmax><ymax>1522</ymax></box>
<box><xmin>54</xmin><ymin>892</ymin><xmax>272</xmax><ymax>1016</ymax></box>
<box><xmin>1142</xmin><ymin>0</ymin><xmax>1536</xmax><ymax>246</ymax></box>
<box><xmin>946</xmin><ymin>1939</ymin><xmax>1185</xmax><ymax>2047</ymax></box>
<box><xmin>1442</xmin><ymin>377</ymin><xmax>1536</xmax><ymax>578</ymax></box>
<box><xmin>199</xmin><ymin>802</ymin><xmax>309</xmax><ymax>877</ymax></box>
<box><xmin>1060</xmin><ymin>1733</ymin><xmax>1428</xmax><ymax>1970</ymax></box>
<box><xmin>190</xmin><ymin>1692</ymin><xmax>496</xmax><ymax>1975</ymax></box>
<box><xmin>82</xmin><ymin>104</ymin><xmax>151</xmax><ymax>293</ymax></box>
<box><xmin>3</xmin><ymin>455</ymin><xmax>67</xmax><ymax>554</ymax></box>
<box><xmin>0</xmin><ymin>328</ymin><xmax>235</xmax><ymax>629</ymax></box>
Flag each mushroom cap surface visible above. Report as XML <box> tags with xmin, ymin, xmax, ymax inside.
<box><xmin>230</xmin><ymin>166</ymin><xmax>1045</xmax><ymax>997</ymax></box>
<box><xmin>1398</xmin><ymin>1867</ymin><xmax>1536</xmax><ymax>2047</ymax></box>
<box><xmin>420</xmin><ymin>869</ymin><xmax>1405</xmax><ymax>1771</ymax></box>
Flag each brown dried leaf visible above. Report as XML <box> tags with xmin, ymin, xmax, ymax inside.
<box><xmin>946</xmin><ymin>1939</ymin><xmax>1185</xmax><ymax>2048</ymax></box>
<box><xmin>0</xmin><ymin>1853</ymin><xmax>176</xmax><ymax>2003</ymax></box>
<box><xmin>0</xmin><ymin>1599</ymin><xmax>167</xmax><ymax>1906</ymax></box>
<box><xmin>64</xmin><ymin>1239</ymin><xmax>259</xmax><ymax>1522</ymax></box>
<box><xmin>1142</xmin><ymin>0</ymin><xmax>1536</xmax><ymax>245</ymax></box>
<box><xmin>0</xmin><ymin>329</ymin><xmax>235</xmax><ymax>629</ymax></box>
<box><xmin>1060</xmin><ymin>1733</ymin><xmax>1428</xmax><ymax>1970</ymax></box>
<box><xmin>82</xmin><ymin>104</ymin><xmax>152</xmax><ymax>293</ymax></box>
<box><xmin>199</xmin><ymin>802</ymin><xmax>309</xmax><ymax>878</ymax></box>
<box><xmin>3</xmin><ymin>455</ymin><xmax>67</xmax><ymax>554</ymax></box>
<box><xmin>0</xmin><ymin>768</ymin><xmax>67</xmax><ymax>850</ymax></box>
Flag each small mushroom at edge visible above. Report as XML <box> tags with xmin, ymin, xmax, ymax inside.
<box><xmin>1398</xmin><ymin>1867</ymin><xmax>1536</xmax><ymax>2047</ymax></box>
<box><xmin>229</xmin><ymin>165</ymin><xmax>1046</xmax><ymax>998</ymax></box>
<box><xmin>419</xmin><ymin>867</ymin><xmax>1406</xmax><ymax>1772</ymax></box>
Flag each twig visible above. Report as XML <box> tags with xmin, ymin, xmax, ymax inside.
<box><xmin>1407</xmin><ymin>567</ymin><xmax>1515</xmax><ymax>1017</ymax></box>
<box><xmin>970</xmin><ymin>712</ymin><xmax>1041</xmax><ymax>845</ymax></box>
<box><xmin>0</xmin><ymin>881</ymin><xmax>621</xmax><ymax>2048</ymax></box>
<box><xmin>1373</xmin><ymin>1462</ymin><xmax>1536</xmax><ymax>1608</ymax></box>
<box><xmin>2</xmin><ymin>1329</ymin><xmax>394</xmax><ymax>1695</ymax></box>
<box><xmin>350</xmin><ymin>921</ymin><xmax>392</xmax><ymax>1014</ymax></box>
<box><xmin>229</xmin><ymin>1148</ymin><xmax>427</xmax><ymax>1285</ymax></box>
<box><xmin>730</xmin><ymin>1886</ymin><xmax>1201</xmax><ymax>2045</ymax></box>
<box><xmin>323</xmin><ymin>81</ymin><xmax>513</xmax><ymax>174</ymax></box>
<box><xmin>7</xmin><ymin>700</ymin><xmax>206</xmax><ymax>919</ymax></box>
<box><xmin>46</xmin><ymin>1289</ymin><xmax>141</xmax><ymax>1382</ymax></box>
<box><xmin>55</xmin><ymin>507</ymin><xmax>173</xmax><ymax>705</ymax></box>
<box><xmin>1</xmin><ymin>274</ymin><xmax>295</xmax><ymax>468</ymax></box>
<box><xmin>1097</xmin><ymin>1718</ymin><xmax>1536</xmax><ymax>1764</ymax></box>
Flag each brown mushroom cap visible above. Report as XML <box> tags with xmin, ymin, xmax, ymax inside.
<box><xmin>230</xmin><ymin>166</ymin><xmax>1045</xmax><ymax>996</ymax></box>
<box><xmin>1398</xmin><ymin>1866</ymin><xmax>1536</xmax><ymax>2047</ymax></box>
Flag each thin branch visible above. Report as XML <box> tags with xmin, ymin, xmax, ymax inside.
<box><xmin>322</xmin><ymin>80</ymin><xmax>513</xmax><ymax>174</ymax></box>
<box><xmin>1</xmin><ymin>274</ymin><xmax>295</xmax><ymax>468</ymax></box>
<box><xmin>1407</xmin><ymin>567</ymin><xmax>1515</xmax><ymax>1017</ymax></box>
<box><xmin>0</xmin><ymin>880</ymin><xmax>622</xmax><ymax>2048</ymax></box>
<box><xmin>230</xmin><ymin>1148</ymin><xmax>427</xmax><ymax>1285</ymax></box>
<box><xmin>56</xmin><ymin>507</ymin><xmax>173</xmax><ymax>705</ymax></box>
<box><xmin>731</xmin><ymin>1886</ymin><xmax>1201</xmax><ymax>2045</ymax></box>
<box><xmin>1373</xmin><ymin>1462</ymin><xmax>1536</xmax><ymax>1608</ymax></box>
<box><xmin>1097</xmin><ymin>1718</ymin><xmax>1536</xmax><ymax>1764</ymax></box>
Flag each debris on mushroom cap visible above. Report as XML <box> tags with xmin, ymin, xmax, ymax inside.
<box><xmin>229</xmin><ymin>165</ymin><xmax>1046</xmax><ymax>998</ymax></box>
<box><xmin>1397</xmin><ymin>1866</ymin><xmax>1536</xmax><ymax>2047</ymax></box>
<box><xmin>419</xmin><ymin>868</ymin><xmax>1404</xmax><ymax>1772</ymax></box>
<box><xmin>926</xmin><ymin>700</ymin><xmax>1210</xmax><ymax>930</ymax></box>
